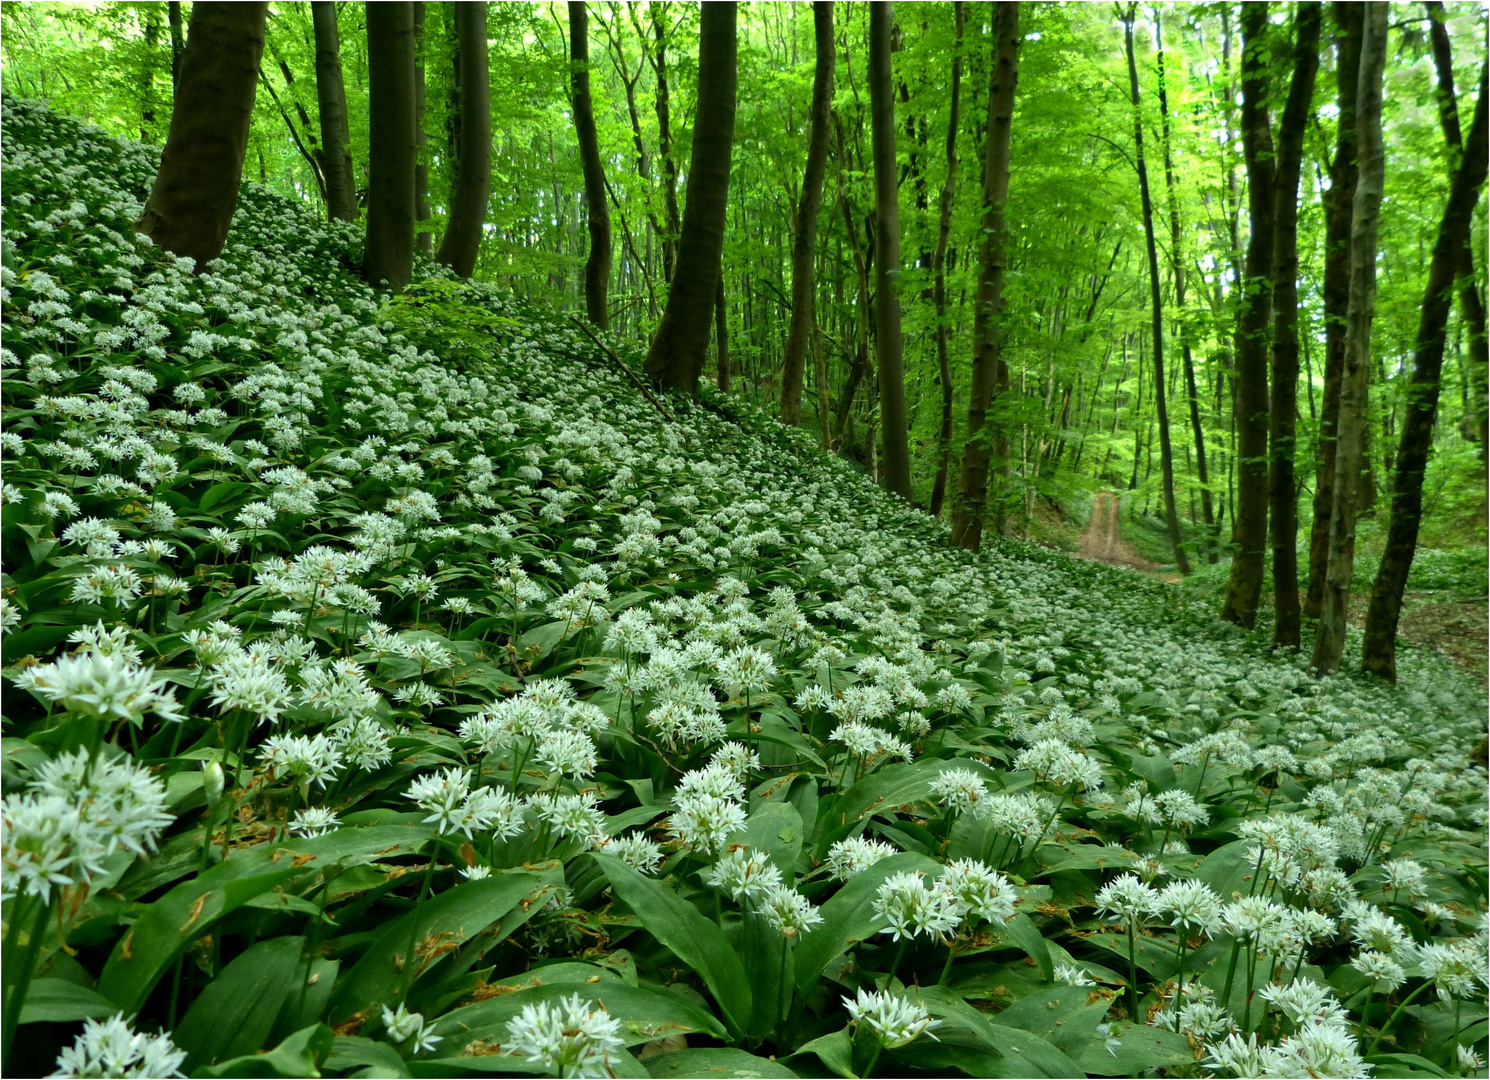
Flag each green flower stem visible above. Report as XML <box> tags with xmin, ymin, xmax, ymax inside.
<box><xmin>861</xmin><ymin>1039</ymin><xmax>884</xmax><ymax>1079</ymax></box>
<box><xmin>938</xmin><ymin>940</ymin><xmax>957</xmax><ymax>987</ymax></box>
<box><xmin>886</xmin><ymin>937</ymin><xmax>909</xmax><ymax>987</ymax></box>
<box><xmin>1</xmin><ymin>895</ymin><xmax>51</xmax><ymax>1072</ymax></box>
<box><xmin>1126</xmin><ymin>921</ymin><xmax>1140</xmax><ymax>1020</ymax></box>
<box><xmin>1368</xmin><ymin>978</ymin><xmax>1436</xmax><ymax>1057</ymax></box>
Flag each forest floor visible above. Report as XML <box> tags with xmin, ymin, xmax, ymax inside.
<box><xmin>1073</xmin><ymin>494</ymin><xmax>1486</xmax><ymax>682</ymax></box>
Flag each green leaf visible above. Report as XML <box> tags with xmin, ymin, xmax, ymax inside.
<box><xmin>643</xmin><ymin>1048</ymin><xmax>800</xmax><ymax>1079</ymax></box>
<box><xmin>990</xmin><ymin>984</ymin><xmax>1111</xmax><ymax>1062</ymax></box>
<box><xmin>793</xmin><ymin>851</ymin><xmax>943</xmax><ymax>992</ymax></box>
<box><xmin>916</xmin><ymin>985</ymin><xmax>1084</xmax><ymax>1077</ymax></box>
<box><xmin>429</xmin><ymin>979</ymin><xmax>729</xmax><ymax>1047</ymax></box>
<box><xmin>1078</xmin><ymin>1019</ymin><xmax>1196</xmax><ymax>1076</ymax></box>
<box><xmin>788</xmin><ymin>1029</ymin><xmax>855</xmax><ymax>1079</ymax></box>
<box><xmin>328</xmin><ymin>870</ymin><xmax>548</xmax><ymax>1026</ymax></box>
<box><xmin>199</xmin><ymin>482</ymin><xmax>252</xmax><ymax>513</ymax></box>
<box><xmin>593</xmin><ymin>853</ymin><xmax>752</xmax><ymax>1040</ymax></box>
<box><xmin>96</xmin><ymin>854</ymin><xmax>301</xmax><ymax>1014</ymax></box>
<box><xmin>17</xmin><ymin>977</ymin><xmax>119</xmax><ymax>1025</ymax></box>
<box><xmin>324</xmin><ymin>1037</ymin><xmax>411</xmax><ymax>1079</ymax></box>
<box><xmin>197</xmin><ymin>1024</ymin><xmax>334</xmax><ymax>1078</ymax></box>
<box><xmin>1002</xmin><ymin>912</ymin><xmax>1054</xmax><ymax>982</ymax></box>
<box><xmin>174</xmin><ymin>936</ymin><xmax>305</xmax><ymax>1071</ymax></box>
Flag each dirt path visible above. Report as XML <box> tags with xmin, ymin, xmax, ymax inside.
<box><xmin>1076</xmin><ymin>492</ymin><xmax>1166</xmax><ymax>572</ymax></box>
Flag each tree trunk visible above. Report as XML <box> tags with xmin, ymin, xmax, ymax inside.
<box><xmin>868</xmin><ymin>2</ymin><xmax>913</xmax><ymax>501</ymax></box>
<box><xmin>570</xmin><ymin>2</ymin><xmax>611</xmax><ymax>329</ymax></box>
<box><xmin>1362</xmin><ymin>65</ymin><xmax>1488</xmax><ymax>680</ymax></box>
<box><xmin>168</xmin><ymin>1</ymin><xmax>184</xmax><ymax>85</ymax></box>
<box><xmin>1304</xmin><ymin>2</ymin><xmax>1364</xmax><ymax>619</ymax></box>
<box><xmin>1269</xmin><ymin>2</ymin><xmax>1322</xmax><ymax>649</ymax></box>
<box><xmin>716</xmin><ymin>275</ymin><xmax>731</xmax><ymax>392</ymax></box>
<box><xmin>1427</xmin><ymin>1</ymin><xmax>1490</xmax><ymax>470</ymax></box>
<box><xmin>364</xmin><ymin>2</ymin><xmax>416</xmax><ymax>291</ymax></box>
<box><xmin>650</xmin><ymin>4</ymin><xmax>682</xmax><ymax>284</ymax></box>
<box><xmin>929</xmin><ymin>1</ymin><xmax>964</xmax><ymax>520</ymax></box>
<box><xmin>1219</xmin><ymin>2</ymin><xmax>1276</xmax><ymax>628</ymax></box>
<box><xmin>644</xmin><ymin>2</ymin><xmax>737</xmax><ymax>392</ymax></box>
<box><xmin>134</xmin><ymin>2</ymin><xmax>268</xmax><ymax>271</ymax></box>
<box><xmin>1311</xmin><ymin>0</ymin><xmax>1388</xmax><ymax>675</ymax></box>
<box><xmin>413</xmin><ymin>2</ymin><xmax>431</xmax><ymax>255</ymax></box>
<box><xmin>1155</xmin><ymin>12</ymin><xmax>1214</xmax><ymax>560</ymax></box>
<box><xmin>1122</xmin><ymin>4</ymin><xmax>1189</xmax><ymax>575</ymax></box>
<box><xmin>780</xmin><ymin>2</ymin><xmax>836</xmax><ymax>427</ymax></box>
<box><xmin>951</xmin><ymin>0</ymin><xmax>1019</xmax><ymax>549</ymax></box>
<box><xmin>312</xmin><ymin>2</ymin><xmax>357</xmax><ymax>223</ymax></box>
<box><xmin>435</xmin><ymin>1</ymin><xmax>490</xmax><ymax>278</ymax></box>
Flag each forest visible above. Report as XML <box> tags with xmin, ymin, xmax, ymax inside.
<box><xmin>0</xmin><ymin>2</ymin><xmax>1486</xmax><ymax>1079</ymax></box>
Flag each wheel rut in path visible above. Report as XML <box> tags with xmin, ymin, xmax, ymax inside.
<box><xmin>1076</xmin><ymin>492</ymin><xmax>1167</xmax><ymax>573</ymax></box>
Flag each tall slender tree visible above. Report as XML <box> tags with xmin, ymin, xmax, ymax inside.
<box><xmin>312</xmin><ymin>1</ymin><xmax>356</xmax><ymax>223</ymax></box>
<box><xmin>644</xmin><ymin>2</ymin><xmax>737</xmax><ymax>392</ymax></box>
<box><xmin>1154</xmin><ymin>10</ymin><xmax>1214</xmax><ymax>559</ymax></box>
<box><xmin>1426</xmin><ymin>1</ymin><xmax>1490</xmax><ymax>468</ymax></box>
<box><xmin>929</xmin><ymin>1</ymin><xmax>965</xmax><ymax>519</ymax></box>
<box><xmin>1311</xmin><ymin>0</ymin><xmax>1388</xmax><ymax>675</ymax></box>
<box><xmin>434</xmin><ymin>1</ymin><xmax>490</xmax><ymax>278</ymax></box>
<box><xmin>1121</xmin><ymin>3</ymin><xmax>1189</xmax><ymax>575</ymax></box>
<box><xmin>1219</xmin><ymin>2</ymin><xmax>1275</xmax><ymax>628</ymax></box>
<box><xmin>134</xmin><ymin>2</ymin><xmax>268</xmax><ymax>271</ymax></box>
<box><xmin>951</xmin><ymin>1</ymin><xmax>1019</xmax><ymax>549</ymax></box>
<box><xmin>1268</xmin><ymin>1</ymin><xmax>1321</xmax><ymax>650</ymax></box>
<box><xmin>1304</xmin><ymin>2</ymin><xmax>1364</xmax><ymax>619</ymax></box>
<box><xmin>1362</xmin><ymin>64</ymin><xmax>1488</xmax><ymax>681</ymax></box>
<box><xmin>413</xmin><ymin>2</ymin><xmax>431</xmax><ymax>256</ymax></box>
<box><xmin>780</xmin><ymin>3</ymin><xmax>836</xmax><ymax>428</ymax></box>
<box><xmin>363</xmin><ymin>2</ymin><xmax>417</xmax><ymax>291</ymax></box>
<box><xmin>868</xmin><ymin>1</ymin><xmax>912</xmax><ymax>501</ymax></box>
<box><xmin>570</xmin><ymin>2</ymin><xmax>611</xmax><ymax>329</ymax></box>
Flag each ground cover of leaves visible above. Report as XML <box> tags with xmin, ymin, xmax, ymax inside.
<box><xmin>2</xmin><ymin>97</ymin><xmax>1487</xmax><ymax>1080</ymax></box>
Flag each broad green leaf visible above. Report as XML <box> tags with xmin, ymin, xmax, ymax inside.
<box><xmin>991</xmin><ymin>984</ymin><xmax>1112</xmax><ymax>1063</ymax></box>
<box><xmin>1078</xmin><ymin>1019</ymin><xmax>1196</xmax><ymax>1076</ymax></box>
<box><xmin>324</xmin><ymin>1037</ymin><xmax>411</xmax><ymax>1079</ymax></box>
<box><xmin>173</xmin><ymin>936</ymin><xmax>305</xmax><ymax>1071</ymax></box>
<box><xmin>793</xmin><ymin>851</ymin><xmax>942</xmax><ymax>992</ymax></box>
<box><xmin>17</xmin><ymin>977</ymin><xmax>118</xmax><ymax>1025</ymax></box>
<box><xmin>788</xmin><ymin>1028</ymin><xmax>854</xmax><ymax>1080</ymax></box>
<box><xmin>594</xmin><ymin>853</ymin><xmax>752</xmax><ymax>1040</ymax></box>
<box><xmin>198</xmin><ymin>1023</ymin><xmax>334</xmax><ymax>1078</ymax></box>
<box><xmin>429</xmin><ymin>979</ymin><xmax>729</xmax><ymax>1047</ymax></box>
<box><xmin>1002</xmin><ymin>912</ymin><xmax>1054</xmax><ymax>982</ymax></box>
<box><xmin>96</xmin><ymin>854</ymin><xmax>301</xmax><ymax>1014</ymax></box>
<box><xmin>644</xmin><ymin>1048</ymin><xmax>800</xmax><ymax>1078</ymax></box>
<box><xmin>328</xmin><ymin>870</ymin><xmax>547</xmax><ymax>1027</ymax></box>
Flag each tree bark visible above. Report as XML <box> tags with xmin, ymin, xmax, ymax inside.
<box><xmin>168</xmin><ymin>1</ymin><xmax>184</xmax><ymax>85</ymax></box>
<box><xmin>1426</xmin><ymin>1</ymin><xmax>1489</xmax><ymax>469</ymax></box>
<box><xmin>1311</xmin><ymin>0</ymin><xmax>1388</xmax><ymax>675</ymax></box>
<box><xmin>134</xmin><ymin>2</ymin><xmax>268</xmax><ymax>272</ymax></box>
<box><xmin>364</xmin><ymin>2</ymin><xmax>416</xmax><ymax>291</ymax></box>
<box><xmin>867</xmin><ymin>2</ymin><xmax>913</xmax><ymax>501</ymax></box>
<box><xmin>643</xmin><ymin>2</ymin><xmax>737</xmax><ymax>392</ymax></box>
<box><xmin>312</xmin><ymin>2</ymin><xmax>357</xmax><ymax>222</ymax></box>
<box><xmin>929</xmin><ymin>1</ymin><xmax>964</xmax><ymax>520</ymax></box>
<box><xmin>716</xmin><ymin>275</ymin><xmax>731</xmax><ymax>392</ymax></box>
<box><xmin>570</xmin><ymin>2</ymin><xmax>612</xmax><ymax>329</ymax></box>
<box><xmin>1219</xmin><ymin>2</ymin><xmax>1276</xmax><ymax>628</ymax></box>
<box><xmin>1155</xmin><ymin>11</ymin><xmax>1215</xmax><ymax>560</ymax></box>
<box><xmin>413</xmin><ymin>2</ymin><xmax>431</xmax><ymax>255</ymax></box>
<box><xmin>1269</xmin><ymin>2</ymin><xmax>1322</xmax><ymax>649</ymax></box>
<box><xmin>1304</xmin><ymin>2</ymin><xmax>1364</xmax><ymax>619</ymax></box>
<box><xmin>1122</xmin><ymin>4</ymin><xmax>1189</xmax><ymax>575</ymax></box>
<box><xmin>435</xmin><ymin>1</ymin><xmax>490</xmax><ymax>278</ymax></box>
<box><xmin>951</xmin><ymin>0</ymin><xmax>1019</xmax><ymax>548</ymax></box>
<box><xmin>1362</xmin><ymin>65</ymin><xmax>1488</xmax><ymax>680</ymax></box>
<box><xmin>781</xmin><ymin>3</ymin><xmax>836</xmax><ymax>428</ymax></box>
<box><xmin>649</xmin><ymin>3</ymin><xmax>682</xmax><ymax>284</ymax></box>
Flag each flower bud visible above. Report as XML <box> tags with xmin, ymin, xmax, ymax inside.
<box><xmin>203</xmin><ymin>760</ymin><xmax>225</xmax><ymax>811</ymax></box>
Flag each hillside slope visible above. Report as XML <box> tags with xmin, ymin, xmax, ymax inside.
<box><xmin>2</xmin><ymin>99</ymin><xmax>1486</xmax><ymax>1079</ymax></box>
